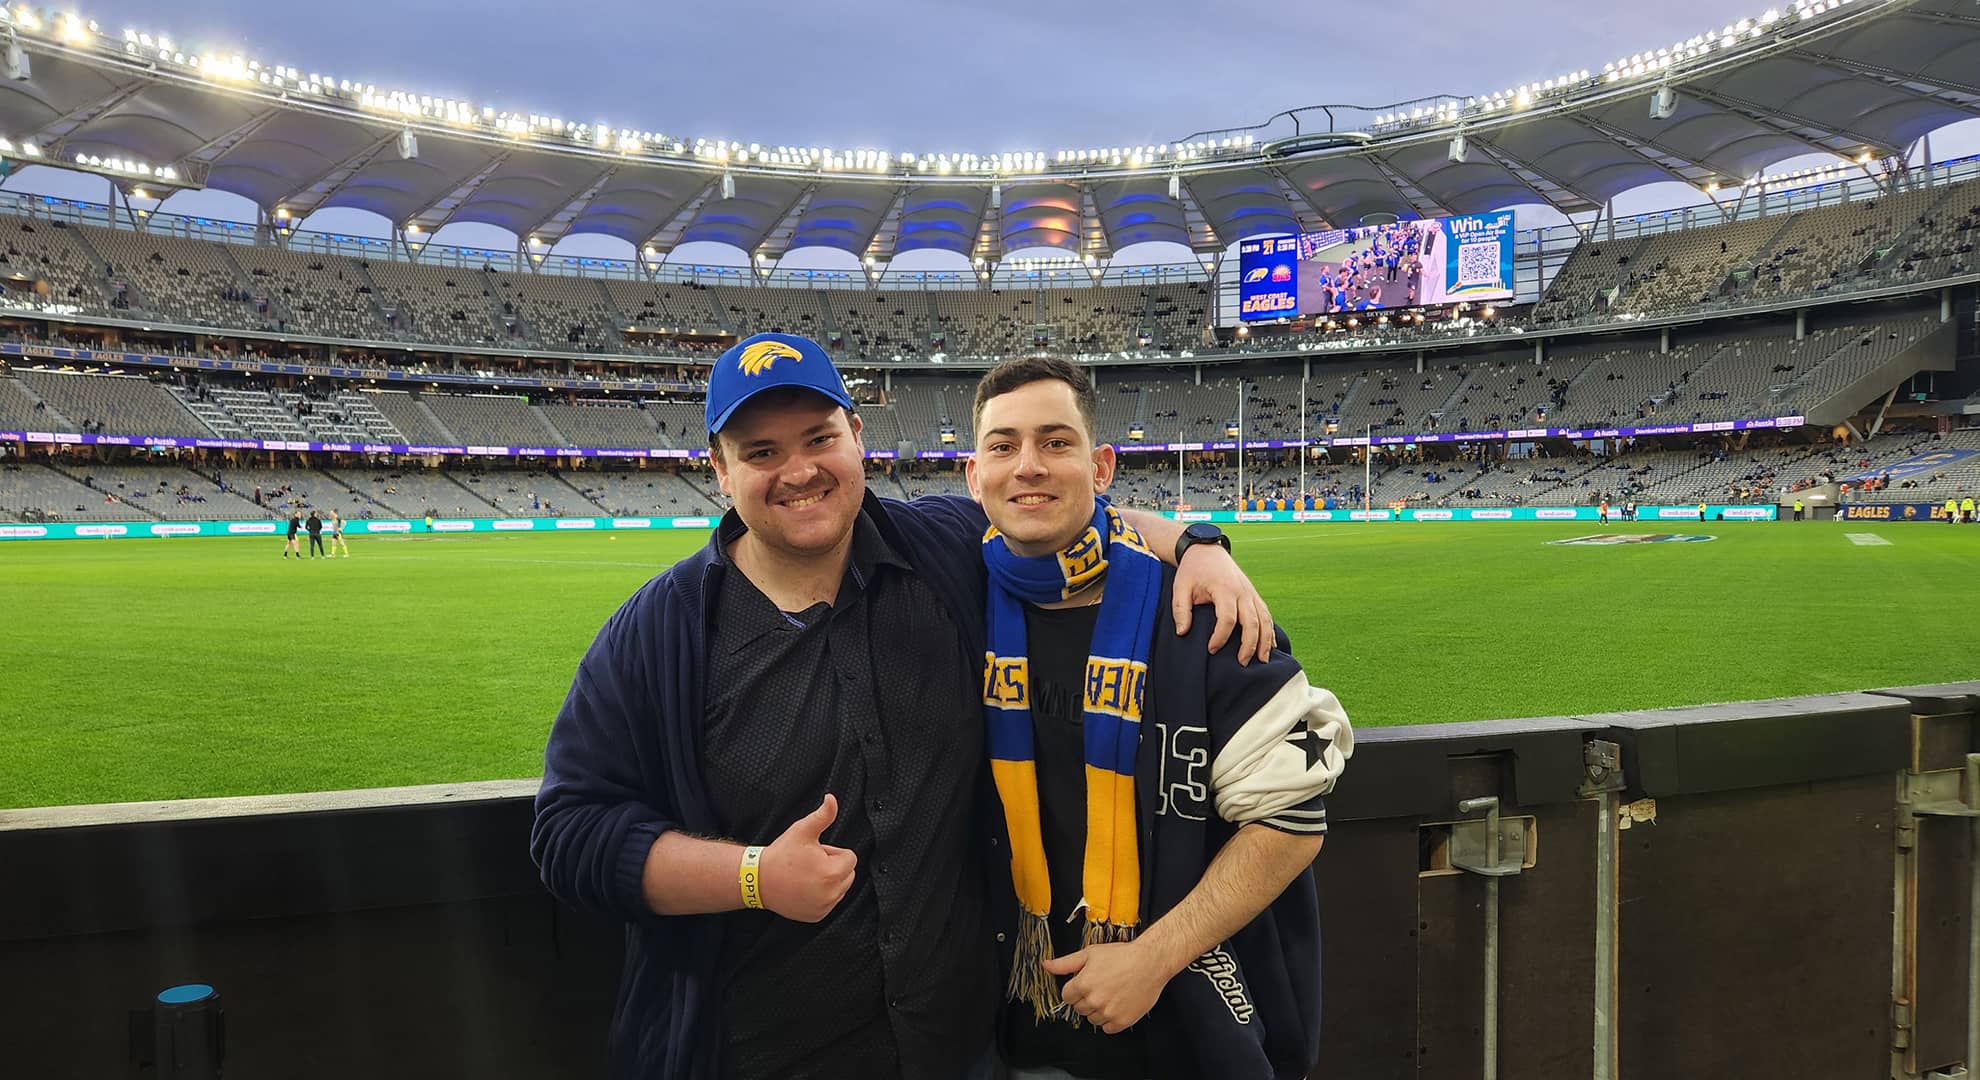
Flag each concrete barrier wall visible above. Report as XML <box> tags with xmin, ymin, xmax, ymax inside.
<box><xmin>2</xmin><ymin>684</ymin><xmax>1975</xmax><ymax>1079</ymax></box>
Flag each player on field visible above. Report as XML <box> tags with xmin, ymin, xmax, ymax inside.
<box><xmin>328</xmin><ymin>509</ymin><xmax>350</xmax><ymax>557</ymax></box>
<box><xmin>283</xmin><ymin>510</ymin><xmax>302</xmax><ymax>559</ymax></box>
<box><xmin>305</xmin><ymin>511</ymin><xmax>326</xmax><ymax>558</ymax></box>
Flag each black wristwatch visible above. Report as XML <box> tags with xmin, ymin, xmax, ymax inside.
<box><xmin>1174</xmin><ymin>522</ymin><xmax>1232</xmax><ymax>564</ymax></box>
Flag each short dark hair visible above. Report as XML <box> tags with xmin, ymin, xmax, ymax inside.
<box><xmin>972</xmin><ymin>356</ymin><xmax>1097</xmax><ymax>442</ymax></box>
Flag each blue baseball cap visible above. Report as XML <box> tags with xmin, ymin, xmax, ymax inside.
<box><xmin>705</xmin><ymin>333</ymin><xmax>855</xmax><ymax>434</ymax></box>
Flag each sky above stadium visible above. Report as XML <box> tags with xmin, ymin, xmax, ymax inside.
<box><xmin>75</xmin><ymin>0</ymin><xmax>1753</xmax><ymax>150</ymax></box>
<box><xmin>15</xmin><ymin>0</ymin><xmax>1979</xmax><ymax>262</ymax></box>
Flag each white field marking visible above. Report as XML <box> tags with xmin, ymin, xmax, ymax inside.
<box><xmin>1844</xmin><ymin>533</ymin><xmax>1892</xmax><ymax>546</ymax></box>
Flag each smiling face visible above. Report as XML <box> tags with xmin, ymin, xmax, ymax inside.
<box><xmin>967</xmin><ymin>376</ymin><xmax>1115</xmax><ymax>559</ymax></box>
<box><xmin>710</xmin><ymin>387</ymin><xmax>866</xmax><ymax>562</ymax></box>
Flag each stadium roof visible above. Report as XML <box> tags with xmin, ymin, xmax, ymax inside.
<box><xmin>0</xmin><ymin>0</ymin><xmax>1976</xmax><ymax>263</ymax></box>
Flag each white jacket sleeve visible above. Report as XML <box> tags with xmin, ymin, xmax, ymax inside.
<box><xmin>1209</xmin><ymin>670</ymin><xmax>1354</xmax><ymax>832</ymax></box>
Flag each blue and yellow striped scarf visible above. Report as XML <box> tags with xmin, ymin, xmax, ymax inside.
<box><xmin>982</xmin><ymin>497</ymin><xmax>1161</xmax><ymax>1021</ymax></box>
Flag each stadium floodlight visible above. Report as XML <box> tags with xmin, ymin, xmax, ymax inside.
<box><xmin>1448</xmin><ymin>135</ymin><xmax>1468</xmax><ymax>164</ymax></box>
<box><xmin>397</xmin><ymin>128</ymin><xmax>418</xmax><ymax>160</ymax></box>
<box><xmin>1650</xmin><ymin>86</ymin><xmax>1677</xmax><ymax>120</ymax></box>
<box><xmin>6</xmin><ymin>40</ymin><xmax>29</xmax><ymax>82</ymax></box>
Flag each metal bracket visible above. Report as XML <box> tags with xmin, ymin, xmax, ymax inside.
<box><xmin>1578</xmin><ymin>738</ymin><xmax>1625</xmax><ymax>798</ymax></box>
<box><xmin>1453</xmin><ymin>796</ymin><xmax>1527</xmax><ymax>877</ymax></box>
<box><xmin>1909</xmin><ymin>755</ymin><xmax>1980</xmax><ymax>819</ymax></box>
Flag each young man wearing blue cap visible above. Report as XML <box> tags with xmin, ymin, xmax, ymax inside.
<box><xmin>532</xmin><ymin>334</ymin><xmax>1276</xmax><ymax>1080</ymax></box>
<box><xmin>967</xmin><ymin>356</ymin><xmax>1351</xmax><ymax>1080</ymax></box>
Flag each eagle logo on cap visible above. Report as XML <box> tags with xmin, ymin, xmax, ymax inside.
<box><xmin>738</xmin><ymin>340</ymin><xmax>802</xmax><ymax>376</ymax></box>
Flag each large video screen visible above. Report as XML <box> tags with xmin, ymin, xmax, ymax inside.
<box><xmin>1237</xmin><ymin>210</ymin><xmax>1514</xmax><ymax>321</ymax></box>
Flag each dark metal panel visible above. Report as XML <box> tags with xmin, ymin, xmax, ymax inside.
<box><xmin>1585</xmin><ymin>691</ymin><xmax>1912</xmax><ymax>797</ymax></box>
<box><xmin>1616</xmin><ymin>775</ymin><xmax>1894</xmax><ymax>1078</ymax></box>
<box><xmin>0</xmin><ymin>797</ymin><xmax>541</xmax><ymax>941</ymax></box>
<box><xmin>1329</xmin><ymin>717</ymin><xmax>1599</xmax><ymax>822</ymax></box>
<box><xmin>1911</xmin><ymin>812</ymin><xmax>1972</xmax><ymax>1073</ymax></box>
<box><xmin>1418</xmin><ymin>798</ymin><xmax>1598</xmax><ymax>1080</ymax></box>
<box><xmin>2</xmin><ymin>895</ymin><xmax>615</xmax><ymax>1080</ymax></box>
<box><xmin>1310</xmin><ymin>818</ymin><xmax>1419</xmax><ymax>1080</ymax></box>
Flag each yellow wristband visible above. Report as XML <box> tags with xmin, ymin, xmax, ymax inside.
<box><xmin>739</xmin><ymin>845</ymin><xmax>765</xmax><ymax>910</ymax></box>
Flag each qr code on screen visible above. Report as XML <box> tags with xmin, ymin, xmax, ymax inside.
<box><xmin>1455</xmin><ymin>242</ymin><xmax>1500</xmax><ymax>288</ymax></box>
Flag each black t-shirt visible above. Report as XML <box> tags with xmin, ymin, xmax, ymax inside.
<box><xmin>306</xmin><ymin>515</ymin><xmax>323</xmax><ymax>535</ymax></box>
<box><xmin>702</xmin><ymin>511</ymin><xmax>997</xmax><ymax>1080</ymax></box>
<box><xmin>1000</xmin><ymin>601</ymin><xmax>1150</xmax><ymax>1080</ymax></box>
<box><xmin>285</xmin><ymin>516</ymin><xmax>300</xmax><ymax>537</ymax></box>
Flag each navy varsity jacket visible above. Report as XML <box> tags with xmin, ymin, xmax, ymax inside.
<box><xmin>987</xmin><ymin>568</ymin><xmax>1353</xmax><ymax>1080</ymax></box>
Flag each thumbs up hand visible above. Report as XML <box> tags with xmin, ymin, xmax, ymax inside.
<box><xmin>759</xmin><ymin>794</ymin><xmax>858</xmax><ymax>923</ymax></box>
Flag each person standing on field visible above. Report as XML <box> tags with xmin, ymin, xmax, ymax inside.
<box><xmin>328</xmin><ymin>509</ymin><xmax>350</xmax><ymax>557</ymax></box>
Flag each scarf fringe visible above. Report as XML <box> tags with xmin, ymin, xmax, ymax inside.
<box><xmin>1008</xmin><ymin>912</ymin><xmax>1065</xmax><ymax>1022</ymax></box>
<box><xmin>1081</xmin><ymin>919</ymin><xmax>1138</xmax><ymax>948</ymax></box>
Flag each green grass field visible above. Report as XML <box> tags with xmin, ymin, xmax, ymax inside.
<box><xmin>3</xmin><ymin>520</ymin><xmax>1976</xmax><ymax>809</ymax></box>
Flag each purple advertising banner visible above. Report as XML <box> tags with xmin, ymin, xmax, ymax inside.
<box><xmin>0</xmin><ymin>430</ymin><xmax>902</xmax><ymax>460</ymax></box>
<box><xmin>0</xmin><ymin>414</ymin><xmax>1806</xmax><ymax>460</ymax></box>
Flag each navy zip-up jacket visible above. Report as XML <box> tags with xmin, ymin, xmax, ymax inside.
<box><xmin>530</xmin><ymin>492</ymin><xmax>988</xmax><ymax>1080</ymax></box>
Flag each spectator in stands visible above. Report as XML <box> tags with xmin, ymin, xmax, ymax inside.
<box><xmin>530</xmin><ymin>334</ymin><xmax>1273</xmax><ymax>1080</ymax></box>
<box><xmin>964</xmin><ymin>357</ymin><xmax>1350</xmax><ymax>1080</ymax></box>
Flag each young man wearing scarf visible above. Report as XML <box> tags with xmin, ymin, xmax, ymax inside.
<box><xmin>531</xmin><ymin>334</ymin><xmax>1278</xmax><ymax>1080</ymax></box>
<box><xmin>967</xmin><ymin>357</ymin><xmax>1354</xmax><ymax>1080</ymax></box>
